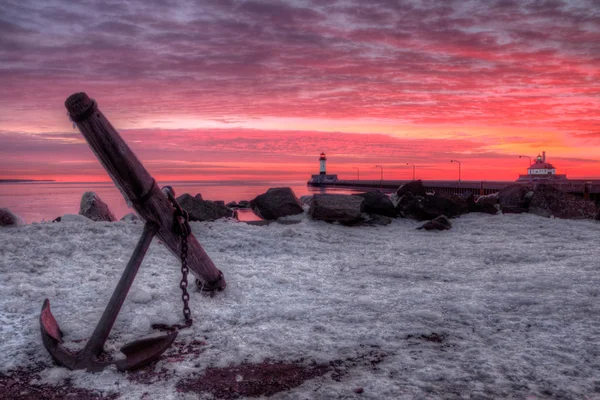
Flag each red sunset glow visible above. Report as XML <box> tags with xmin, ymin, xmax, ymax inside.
<box><xmin>1</xmin><ymin>0</ymin><xmax>599</xmax><ymax>182</ymax></box>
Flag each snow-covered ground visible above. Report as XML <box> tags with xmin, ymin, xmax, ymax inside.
<box><xmin>1</xmin><ymin>213</ymin><xmax>599</xmax><ymax>399</ymax></box>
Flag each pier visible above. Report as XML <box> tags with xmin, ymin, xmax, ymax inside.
<box><xmin>307</xmin><ymin>178</ymin><xmax>600</xmax><ymax>204</ymax></box>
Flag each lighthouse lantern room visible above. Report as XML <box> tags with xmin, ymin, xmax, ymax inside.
<box><xmin>319</xmin><ymin>152</ymin><xmax>327</xmax><ymax>175</ymax></box>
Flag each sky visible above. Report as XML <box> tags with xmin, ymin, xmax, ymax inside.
<box><xmin>0</xmin><ymin>0</ymin><xmax>599</xmax><ymax>182</ymax></box>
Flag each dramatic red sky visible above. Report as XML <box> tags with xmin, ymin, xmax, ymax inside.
<box><xmin>1</xmin><ymin>0</ymin><xmax>599</xmax><ymax>182</ymax></box>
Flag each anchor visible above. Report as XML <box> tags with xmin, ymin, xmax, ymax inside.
<box><xmin>39</xmin><ymin>93</ymin><xmax>227</xmax><ymax>371</ymax></box>
<box><xmin>40</xmin><ymin>222</ymin><xmax>178</xmax><ymax>371</ymax></box>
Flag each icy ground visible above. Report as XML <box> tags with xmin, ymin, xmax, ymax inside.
<box><xmin>1</xmin><ymin>213</ymin><xmax>599</xmax><ymax>399</ymax></box>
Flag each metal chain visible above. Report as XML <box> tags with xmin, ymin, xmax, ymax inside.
<box><xmin>179</xmin><ymin>234</ymin><xmax>192</xmax><ymax>327</ymax></box>
<box><xmin>152</xmin><ymin>187</ymin><xmax>193</xmax><ymax>331</ymax></box>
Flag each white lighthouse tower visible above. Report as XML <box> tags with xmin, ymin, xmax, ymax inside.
<box><xmin>319</xmin><ymin>152</ymin><xmax>327</xmax><ymax>175</ymax></box>
<box><xmin>307</xmin><ymin>152</ymin><xmax>338</xmax><ymax>186</ymax></box>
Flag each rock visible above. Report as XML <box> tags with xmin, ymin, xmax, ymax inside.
<box><xmin>529</xmin><ymin>184</ymin><xmax>598</xmax><ymax>219</ymax></box>
<box><xmin>238</xmin><ymin>200</ymin><xmax>250</xmax><ymax>208</ymax></box>
<box><xmin>595</xmin><ymin>210</ymin><xmax>600</xmax><ymax>221</ymax></box>
<box><xmin>497</xmin><ymin>184</ymin><xmax>532</xmax><ymax>213</ymax></box>
<box><xmin>420</xmin><ymin>192</ymin><xmax>468</xmax><ymax>220</ymax></box>
<box><xmin>465</xmin><ymin>192</ymin><xmax>498</xmax><ymax>215</ymax></box>
<box><xmin>397</xmin><ymin>180</ymin><xmax>427</xmax><ymax>198</ymax></box>
<box><xmin>360</xmin><ymin>214</ymin><xmax>393</xmax><ymax>226</ymax></box>
<box><xmin>353</xmin><ymin>191</ymin><xmax>395</xmax><ymax>217</ymax></box>
<box><xmin>394</xmin><ymin>191</ymin><xmax>422</xmax><ymax>218</ymax></box>
<box><xmin>309</xmin><ymin>194</ymin><xmax>364</xmax><ymax>225</ymax></box>
<box><xmin>0</xmin><ymin>208</ymin><xmax>26</xmax><ymax>226</ymax></box>
<box><xmin>194</xmin><ymin>193</ymin><xmax>203</xmax><ymax>201</ymax></box>
<box><xmin>226</xmin><ymin>201</ymin><xmax>238</xmax><ymax>208</ymax></box>
<box><xmin>417</xmin><ymin>215</ymin><xmax>452</xmax><ymax>230</ymax></box>
<box><xmin>79</xmin><ymin>192</ymin><xmax>116</xmax><ymax>222</ymax></box>
<box><xmin>250</xmin><ymin>187</ymin><xmax>304</xmax><ymax>220</ymax></box>
<box><xmin>120</xmin><ymin>212</ymin><xmax>141</xmax><ymax>222</ymax></box>
<box><xmin>176</xmin><ymin>193</ymin><xmax>234</xmax><ymax>221</ymax></box>
<box><xmin>299</xmin><ymin>195</ymin><xmax>313</xmax><ymax>206</ymax></box>
<box><xmin>395</xmin><ymin>190</ymin><xmax>467</xmax><ymax>220</ymax></box>
<box><xmin>214</xmin><ymin>200</ymin><xmax>225</xmax><ymax>206</ymax></box>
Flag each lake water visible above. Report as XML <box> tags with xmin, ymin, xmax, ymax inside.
<box><xmin>0</xmin><ymin>181</ymin><xmax>366</xmax><ymax>223</ymax></box>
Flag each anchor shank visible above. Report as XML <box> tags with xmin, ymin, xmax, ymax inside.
<box><xmin>82</xmin><ymin>222</ymin><xmax>160</xmax><ymax>357</ymax></box>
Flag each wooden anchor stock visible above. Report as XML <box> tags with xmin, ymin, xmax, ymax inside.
<box><xmin>64</xmin><ymin>92</ymin><xmax>226</xmax><ymax>291</ymax></box>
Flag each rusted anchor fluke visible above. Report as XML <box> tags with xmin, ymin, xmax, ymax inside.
<box><xmin>39</xmin><ymin>222</ymin><xmax>177</xmax><ymax>372</ymax></box>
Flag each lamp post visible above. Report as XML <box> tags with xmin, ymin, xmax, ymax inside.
<box><xmin>375</xmin><ymin>165</ymin><xmax>383</xmax><ymax>180</ymax></box>
<box><xmin>450</xmin><ymin>159</ymin><xmax>461</xmax><ymax>185</ymax></box>
<box><xmin>406</xmin><ymin>163</ymin><xmax>415</xmax><ymax>180</ymax></box>
<box><xmin>352</xmin><ymin>167</ymin><xmax>360</xmax><ymax>181</ymax></box>
<box><xmin>518</xmin><ymin>155</ymin><xmax>532</xmax><ymax>166</ymax></box>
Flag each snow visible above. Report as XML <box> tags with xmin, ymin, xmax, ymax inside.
<box><xmin>1</xmin><ymin>213</ymin><xmax>600</xmax><ymax>399</ymax></box>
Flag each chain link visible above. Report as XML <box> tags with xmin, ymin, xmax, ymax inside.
<box><xmin>153</xmin><ymin>187</ymin><xmax>193</xmax><ymax>331</ymax></box>
<box><xmin>179</xmin><ymin>235</ymin><xmax>192</xmax><ymax>327</ymax></box>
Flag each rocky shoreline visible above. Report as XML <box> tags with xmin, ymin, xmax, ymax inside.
<box><xmin>2</xmin><ymin>180</ymin><xmax>599</xmax><ymax>229</ymax></box>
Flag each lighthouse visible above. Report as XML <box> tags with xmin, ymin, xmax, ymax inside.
<box><xmin>307</xmin><ymin>152</ymin><xmax>338</xmax><ymax>186</ymax></box>
<box><xmin>319</xmin><ymin>152</ymin><xmax>327</xmax><ymax>175</ymax></box>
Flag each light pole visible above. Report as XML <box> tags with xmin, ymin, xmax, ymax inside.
<box><xmin>406</xmin><ymin>163</ymin><xmax>415</xmax><ymax>180</ymax></box>
<box><xmin>375</xmin><ymin>165</ymin><xmax>383</xmax><ymax>190</ymax></box>
<box><xmin>352</xmin><ymin>167</ymin><xmax>359</xmax><ymax>181</ymax></box>
<box><xmin>375</xmin><ymin>165</ymin><xmax>383</xmax><ymax>180</ymax></box>
<box><xmin>518</xmin><ymin>155</ymin><xmax>532</xmax><ymax>166</ymax></box>
<box><xmin>450</xmin><ymin>159</ymin><xmax>461</xmax><ymax>184</ymax></box>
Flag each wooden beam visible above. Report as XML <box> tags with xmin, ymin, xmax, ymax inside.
<box><xmin>65</xmin><ymin>92</ymin><xmax>225</xmax><ymax>291</ymax></box>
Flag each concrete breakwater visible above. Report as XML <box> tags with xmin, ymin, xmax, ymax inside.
<box><xmin>308</xmin><ymin>178</ymin><xmax>600</xmax><ymax>204</ymax></box>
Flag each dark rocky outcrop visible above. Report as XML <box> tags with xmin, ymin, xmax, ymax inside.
<box><xmin>397</xmin><ymin>191</ymin><xmax>467</xmax><ymax>220</ymax></box>
<box><xmin>250</xmin><ymin>187</ymin><xmax>304</xmax><ymax>220</ymax></box>
<box><xmin>238</xmin><ymin>200</ymin><xmax>251</xmax><ymax>208</ymax></box>
<box><xmin>353</xmin><ymin>191</ymin><xmax>395</xmax><ymax>217</ymax></box>
<box><xmin>309</xmin><ymin>194</ymin><xmax>364</xmax><ymax>225</ymax></box>
<box><xmin>595</xmin><ymin>209</ymin><xmax>600</xmax><ymax>221</ymax></box>
<box><xmin>497</xmin><ymin>184</ymin><xmax>533</xmax><ymax>214</ymax></box>
<box><xmin>0</xmin><ymin>208</ymin><xmax>26</xmax><ymax>227</ymax></box>
<box><xmin>464</xmin><ymin>192</ymin><xmax>498</xmax><ymax>215</ymax></box>
<box><xmin>79</xmin><ymin>191</ymin><xmax>116</xmax><ymax>222</ymax></box>
<box><xmin>417</xmin><ymin>215</ymin><xmax>452</xmax><ymax>230</ymax></box>
<box><xmin>176</xmin><ymin>193</ymin><xmax>234</xmax><ymax>221</ymax></box>
<box><xmin>529</xmin><ymin>184</ymin><xmax>598</xmax><ymax>219</ymax></box>
<box><xmin>396</xmin><ymin>180</ymin><xmax>427</xmax><ymax>198</ymax></box>
<box><xmin>226</xmin><ymin>201</ymin><xmax>238</xmax><ymax>208</ymax></box>
<box><xmin>299</xmin><ymin>195</ymin><xmax>313</xmax><ymax>207</ymax></box>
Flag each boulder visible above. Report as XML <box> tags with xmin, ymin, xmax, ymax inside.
<box><xmin>120</xmin><ymin>212</ymin><xmax>141</xmax><ymax>222</ymax></box>
<box><xmin>214</xmin><ymin>200</ymin><xmax>225</xmax><ymax>206</ymax></box>
<box><xmin>419</xmin><ymin>192</ymin><xmax>468</xmax><ymax>220</ymax></box>
<box><xmin>397</xmin><ymin>180</ymin><xmax>427</xmax><ymax>198</ymax></box>
<box><xmin>176</xmin><ymin>193</ymin><xmax>234</xmax><ymax>221</ymax></box>
<box><xmin>595</xmin><ymin>209</ymin><xmax>600</xmax><ymax>221</ymax></box>
<box><xmin>395</xmin><ymin>191</ymin><xmax>422</xmax><ymax>218</ymax></box>
<box><xmin>194</xmin><ymin>193</ymin><xmax>203</xmax><ymax>201</ymax></box>
<box><xmin>0</xmin><ymin>208</ymin><xmax>26</xmax><ymax>227</ymax></box>
<box><xmin>529</xmin><ymin>184</ymin><xmax>598</xmax><ymax>219</ymax></box>
<box><xmin>417</xmin><ymin>215</ymin><xmax>452</xmax><ymax>230</ymax></box>
<box><xmin>360</xmin><ymin>214</ymin><xmax>393</xmax><ymax>226</ymax></box>
<box><xmin>250</xmin><ymin>187</ymin><xmax>304</xmax><ymax>220</ymax></box>
<box><xmin>497</xmin><ymin>184</ymin><xmax>532</xmax><ymax>213</ymax></box>
<box><xmin>299</xmin><ymin>195</ymin><xmax>313</xmax><ymax>207</ymax></box>
<box><xmin>309</xmin><ymin>194</ymin><xmax>364</xmax><ymax>225</ymax></box>
<box><xmin>226</xmin><ymin>201</ymin><xmax>238</xmax><ymax>208</ymax></box>
<box><xmin>238</xmin><ymin>200</ymin><xmax>251</xmax><ymax>208</ymax></box>
<box><xmin>465</xmin><ymin>192</ymin><xmax>498</xmax><ymax>215</ymax></box>
<box><xmin>353</xmin><ymin>191</ymin><xmax>395</xmax><ymax>217</ymax></box>
<box><xmin>79</xmin><ymin>191</ymin><xmax>116</xmax><ymax>222</ymax></box>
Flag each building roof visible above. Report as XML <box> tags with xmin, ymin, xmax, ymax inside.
<box><xmin>528</xmin><ymin>162</ymin><xmax>555</xmax><ymax>170</ymax></box>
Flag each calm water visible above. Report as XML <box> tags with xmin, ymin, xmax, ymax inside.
<box><xmin>0</xmin><ymin>181</ymin><xmax>364</xmax><ymax>223</ymax></box>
